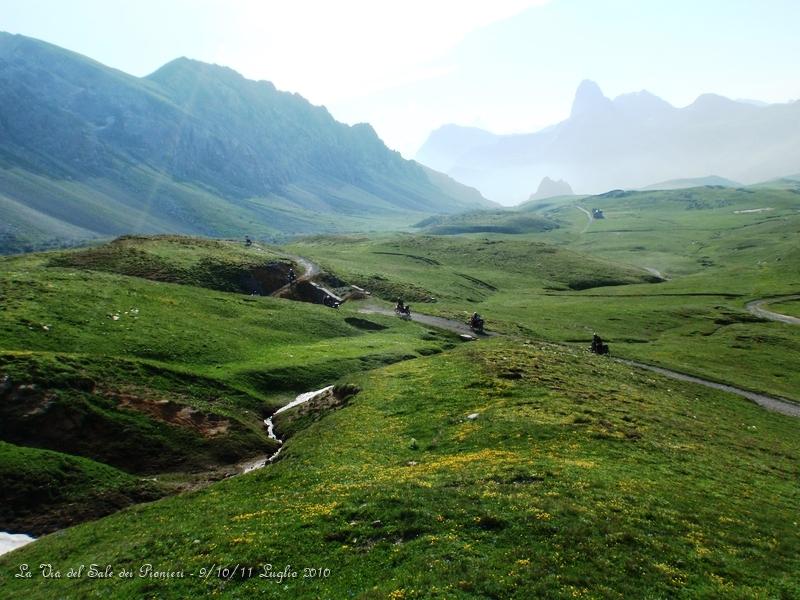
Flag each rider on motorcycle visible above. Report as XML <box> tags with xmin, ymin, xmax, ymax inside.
<box><xmin>470</xmin><ymin>312</ymin><xmax>484</xmax><ymax>330</ymax></box>
<box><xmin>395</xmin><ymin>299</ymin><xmax>411</xmax><ymax>317</ymax></box>
<box><xmin>591</xmin><ymin>333</ymin><xmax>609</xmax><ymax>355</ymax></box>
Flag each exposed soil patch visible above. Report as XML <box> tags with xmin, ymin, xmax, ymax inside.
<box><xmin>0</xmin><ymin>376</ymin><xmax>273</xmax><ymax>474</ymax></box>
<box><xmin>110</xmin><ymin>392</ymin><xmax>231</xmax><ymax>437</ymax></box>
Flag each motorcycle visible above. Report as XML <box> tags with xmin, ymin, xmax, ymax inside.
<box><xmin>469</xmin><ymin>316</ymin><xmax>485</xmax><ymax>333</ymax></box>
<box><xmin>395</xmin><ymin>305</ymin><xmax>412</xmax><ymax>319</ymax></box>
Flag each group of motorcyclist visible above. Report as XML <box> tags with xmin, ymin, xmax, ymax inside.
<box><xmin>251</xmin><ymin>238</ymin><xmax>607</xmax><ymax>351</ymax></box>
<box><xmin>395</xmin><ymin>298</ymin><xmax>485</xmax><ymax>333</ymax></box>
<box><xmin>393</xmin><ymin>296</ymin><xmax>609</xmax><ymax>351</ymax></box>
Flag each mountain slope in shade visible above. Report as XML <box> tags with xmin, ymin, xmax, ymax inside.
<box><xmin>0</xmin><ymin>33</ymin><xmax>491</xmax><ymax>253</ymax></box>
<box><xmin>416</xmin><ymin>80</ymin><xmax>800</xmax><ymax>204</ymax></box>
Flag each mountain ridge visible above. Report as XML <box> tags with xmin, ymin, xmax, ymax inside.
<box><xmin>416</xmin><ymin>80</ymin><xmax>800</xmax><ymax>203</ymax></box>
<box><xmin>0</xmin><ymin>32</ymin><xmax>492</xmax><ymax>253</ymax></box>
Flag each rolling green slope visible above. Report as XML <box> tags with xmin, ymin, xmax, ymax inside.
<box><xmin>1</xmin><ymin>340</ymin><xmax>797</xmax><ymax>598</ymax></box>
<box><xmin>286</xmin><ymin>186</ymin><xmax>800</xmax><ymax>400</ymax></box>
<box><xmin>1</xmin><ymin>231</ymin><xmax>798</xmax><ymax>598</ymax></box>
<box><xmin>286</xmin><ymin>234</ymin><xmax>657</xmax><ymax>305</ymax></box>
<box><xmin>0</xmin><ymin>441</ymin><xmax>163</xmax><ymax>536</ymax></box>
<box><xmin>640</xmin><ymin>175</ymin><xmax>740</xmax><ymax>190</ymax></box>
<box><xmin>413</xmin><ymin>209</ymin><xmax>559</xmax><ymax>235</ymax></box>
<box><xmin>0</xmin><ymin>237</ymin><xmax>459</xmax><ymax>529</ymax></box>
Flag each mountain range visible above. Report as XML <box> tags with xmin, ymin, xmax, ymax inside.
<box><xmin>0</xmin><ymin>33</ymin><xmax>490</xmax><ymax>253</ymax></box>
<box><xmin>416</xmin><ymin>80</ymin><xmax>800</xmax><ymax>204</ymax></box>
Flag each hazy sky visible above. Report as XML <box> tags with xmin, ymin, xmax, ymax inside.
<box><xmin>3</xmin><ymin>0</ymin><xmax>799</xmax><ymax>157</ymax></box>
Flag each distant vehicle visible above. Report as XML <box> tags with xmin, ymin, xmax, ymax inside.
<box><xmin>591</xmin><ymin>333</ymin><xmax>610</xmax><ymax>355</ymax></box>
<box><xmin>245</xmin><ymin>235</ymin><xmax>253</xmax><ymax>246</ymax></box>
<box><xmin>591</xmin><ymin>208</ymin><xmax>604</xmax><ymax>219</ymax></box>
<box><xmin>287</xmin><ymin>268</ymin><xmax>297</xmax><ymax>285</ymax></box>
<box><xmin>469</xmin><ymin>312</ymin><xmax>485</xmax><ymax>333</ymax></box>
<box><xmin>395</xmin><ymin>299</ymin><xmax>411</xmax><ymax>318</ymax></box>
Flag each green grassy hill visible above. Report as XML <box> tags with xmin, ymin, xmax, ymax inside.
<box><xmin>49</xmin><ymin>235</ymin><xmax>297</xmax><ymax>294</ymax></box>
<box><xmin>640</xmin><ymin>175</ymin><xmax>740</xmax><ymax>190</ymax></box>
<box><xmin>0</xmin><ymin>441</ymin><xmax>162</xmax><ymax>536</ymax></box>
<box><xmin>287</xmin><ymin>185</ymin><xmax>800</xmax><ymax>401</ymax></box>
<box><xmin>413</xmin><ymin>210</ymin><xmax>559</xmax><ymax>235</ymax></box>
<box><xmin>1</xmin><ymin>339</ymin><xmax>798</xmax><ymax>598</ymax></box>
<box><xmin>286</xmin><ymin>234</ymin><xmax>657</xmax><ymax>304</ymax></box>
<box><xmin>1</xmin><ymin>225</ymin><xmax>798</xmax><ymax>597</ymax></box>
<box><xmin>0</xmin><ymin>237</ymin><xmax>459</xmax><ymax>533</ymax></box>
<box><xmin>525</xmin><ymin>186</ymin><xmax>800</xmax><ymax>399</ymax></box>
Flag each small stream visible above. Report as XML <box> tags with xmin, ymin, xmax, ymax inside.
<box><xmin>239</xmin><ymin>386</ymin><xmax>334</xmax><ymax>474</ymax></box>
<box><xmin>0</xmin><ymin>532</ymin><xmax>35</xmax><ymax>557</ymax></box>
<box><xmin>0</xmin><ymin>386</ymin><xmax>335</xmax><ymax>556</ymax></box>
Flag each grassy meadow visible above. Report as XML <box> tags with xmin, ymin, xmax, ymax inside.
<box><xmin>768</xmin><ymin>299</ymin><xmax>800</xmax><ymax>319</ymax></box>
<box><xmin>1</xmin><ymin>183</ymin><xmax>799</xmax><ymax>598</ymax></box>
<box><xmin>1</xmin><ymin>339</ymin><xmax>798</xmax><ymax>598</ymax></box>
<box><xmin>286</xmin><ymin>185</ymin><xmax>800</xmax><ymax>400</ymax></box>
<box><xmin>0</xmin><ymin>237</ymin><xmax>457</xmax><ymax>534</ymax></box>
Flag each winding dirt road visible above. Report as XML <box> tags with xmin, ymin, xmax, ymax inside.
<box><xmin>746</xmin><ymin>295</ymin><xmax>800</xmax><ymax>325</ymax></box>
<box><xmin>614</xmin><ymin>358</ymin><xmax>800</xmax><ymax>418</ymax></box>
<box><xmin>279</xmin><ymin>254</ymin><xmax>799</xmax><ymax>419</ymax></box>
<box><xmin>358</xmin><ymin>305</ymin><xmax>495</xmax><ymax>338</ymax></box>
<box><xmin>362</xmin><ymin>303</ymin><xmax>799</xmax><ymax>418</ymax></box>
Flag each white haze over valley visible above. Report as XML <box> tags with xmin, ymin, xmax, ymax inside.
<box><xmin>4</xmin><ymin>0</ymin><xmax>800</xmax><ymax>204</ymax></box>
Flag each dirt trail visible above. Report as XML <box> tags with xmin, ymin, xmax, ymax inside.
<box><xmin>358</xmin><ymin>305</ymin><xmax>496</xmax><ymax>338</ymax></box>
<box><xmin>575</xmin><ymin>205</ymin><xmax>593</xmax><ymax>233</ymax></box>
<box><xmin>269</xmin><ymin>254</ymin><xmax>341</xmax><ymax>302</ymax></box>
<box><xmin>270</xmin><ymin>253</ymin><xmax>799</xmax><ymax>419</ymax></box>
<box><xmin>746</xmin><ymin>294</ymin><xmax>800</xmax><ymax>325</ymax></box>
<box><xmin>614</xmin><ymin>358</ymin><xmax>800</xmax><ymax>418</ymax></box>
